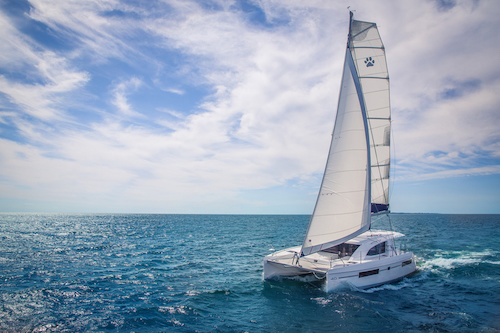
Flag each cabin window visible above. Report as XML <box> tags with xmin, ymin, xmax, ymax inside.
<box><xmin>359</xmin><ymin>269</ymin><xmax>379</xmax><ymax>278</ymax></box>
<box><xmin>323</xmin><ymin>243</ymin><xmax>360</xmax><ymax>257</ymax></box>
<box><xmin>367</xmin><ymin>242</ymin><xmax>386</xmax><ymax>256</ymax></box>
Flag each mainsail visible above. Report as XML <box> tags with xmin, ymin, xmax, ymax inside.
<box><xmin>301</xmin><ymin>13</ymin><xmax>391</xmax><ymax>256</ymax></box>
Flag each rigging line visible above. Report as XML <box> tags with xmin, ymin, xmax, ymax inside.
<box><xmin>387</xmin><ymin>213</ymin><xmax>397</xmax><ymax>255</ymax></box>
<box><xmin>387</xmin><ymin>212</ymin><xmax>394</xmax><ymax>232</ymax></box>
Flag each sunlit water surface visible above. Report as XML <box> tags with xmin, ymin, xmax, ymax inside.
<box><xmin>0</xmin><ymin>213</ymin><xmax>499</xmax><ymax>332</ymax></box>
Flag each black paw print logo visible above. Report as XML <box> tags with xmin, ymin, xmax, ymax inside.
<box><xmin>365</xmin><ymin>57</ymin><xmax>375</xmax><ymax>67</ymax></box>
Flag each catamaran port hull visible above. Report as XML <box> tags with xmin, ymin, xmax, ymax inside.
<box><xmin>263</xmin><ymin>246</ymin><xmax>314</xmax><ymax>280</ymax></box>
<box><xmin>263</xmin><ymin>260</ymin><xmax>314</xmax><ymax>279</ymax></box>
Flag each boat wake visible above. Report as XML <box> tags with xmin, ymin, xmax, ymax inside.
<box><xmin>354</xmin><ymin>277</ymin><xmax>418</xmax><ymax>293</ymax></box>
<box><xmin>419</xmin><ymin>249</ymin><xmax>498</xmax><ymax>272</ymax></box>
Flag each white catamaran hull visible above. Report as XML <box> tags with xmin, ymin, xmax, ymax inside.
<box><xmin>264</xmin><ymin>231</ymin><xmax>417</xmax><ymax>291</ymax></box>
<box><xmin>325</xmin><ymin>252</ymin><xmax>415</xmax><ymax>291</ymax></box>
<box><xmin>264</xmin><ymin>250</ymin><xmax>416</xmax><ymax>291</ymax></box>
<box><xmin>263</xmin><ymin>247</ymin><xmax>311</xmax><ymax>279</ymax></box>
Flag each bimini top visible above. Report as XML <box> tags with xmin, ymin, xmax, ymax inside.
<box><xmin>346</xmin><ymin>230</ymin><xmax>405</xmax><ymax>245</ymax></box>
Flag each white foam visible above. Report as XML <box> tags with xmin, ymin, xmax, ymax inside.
<box><xmin>169</xmin><ymin>320</ymin><xmax>184</xmax><ymax>327</ymax></box>
<box><xmin>32</xmin><ymin>323</ymin><xmax>58</xmax><ymax>332</ymax></box>
<box><xmin>420</xmin><ymin>249</ymin><xmax>498</xmax><ymax>271</ymax></box>
<box><xmin>185</xmin><ymin>290</ymin><xmax>199</xmax><ymax>296</ymax></box>
<box><xmin>311</xmin><ymin>297</ymin><xmax>332</xmax><ymax>305</ymax></box>
<box><xmin>422</xmin><ymin>257</ymin><xmax>479</xmax><ymax>270</ymax></box>
<box><xmin>0</xmin><ymin>257</ymin><xmax>13</xmax><ymax>263</ymax></box>
<box><xmin>159</xmin><ymin>305</ymin><xmax>188</xmax><ymax>315</ymax></box>
<box><xmin>368</xmin><ymin>282</ymin><xmax>411</xmax><ymax>292</ymax></box>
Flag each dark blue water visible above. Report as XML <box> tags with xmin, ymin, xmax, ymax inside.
<box><xmin>0</xmin><ymin>213</ymin><xmax>499</xmax><ymax>332</ymax></box>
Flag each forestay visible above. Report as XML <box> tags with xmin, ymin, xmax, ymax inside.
<box><xmin>301</xmin><ymin>16</ymin><xmax>390</xmax><ymax>256</ymax></box>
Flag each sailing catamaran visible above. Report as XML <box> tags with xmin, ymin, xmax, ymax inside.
<box><xmin>263</xmin><ymin>12</ymin><xmax>416</xmax><ymax>291</ymax></box>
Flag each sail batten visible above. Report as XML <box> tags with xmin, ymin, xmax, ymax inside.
<box><xmin>300</xmin><ymin>14</ymin><xmax>390</xmax><ymax>257</ymax></box>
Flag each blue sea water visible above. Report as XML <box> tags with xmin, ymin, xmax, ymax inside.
<box><xmin>0</xmin><ymin>213</ymin><xmax>499</xmax><ymax>332</ymax></box>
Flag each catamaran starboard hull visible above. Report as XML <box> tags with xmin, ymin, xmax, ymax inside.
<box><xmin>325</xmin><ymin>252</ymin><xmax>416</xmax><ymax>291</ymax></box>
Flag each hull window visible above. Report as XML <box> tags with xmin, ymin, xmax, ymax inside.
<box><xmin>359</xmin><ymin>269</ymin><xmax>379</xmax><ymax>278</ymax></box>
<box><xmin>402</xmin><ymin>259</ymin><xmax>412</xmax><ymax>267</ymax></box>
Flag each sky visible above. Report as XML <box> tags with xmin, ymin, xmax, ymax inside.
<box><xmin>0</xmin><ymin>0</ymin><xmax>499</xmax><ymax>214</ymax></box>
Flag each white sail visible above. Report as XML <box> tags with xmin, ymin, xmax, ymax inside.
<box><xmin>300</xmin><ymin>16</ymin><xmax>390</xmax><ymax>256</ymax></box>
<box><xmin>350</xmin><ymin>19</ymin><xmax>391</xmax><ymax>212</ymax></box>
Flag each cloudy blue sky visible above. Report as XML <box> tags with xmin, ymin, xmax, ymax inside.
<box><xmin>0</xmin><ymin>0</ymin><xmax>499</xmax><ymax>214</ymax></box>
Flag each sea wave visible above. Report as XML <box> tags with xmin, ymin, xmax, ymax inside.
<box><xmin>1</xmin><ymin>213</ymin><xmax>499</xmax><ymax>332</ymax></box>
<box><xmin>159</xmin><ymin>305</ymin><xmax>190</xmax><ymax>315</ymax></box>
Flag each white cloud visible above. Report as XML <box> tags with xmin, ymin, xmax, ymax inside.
<box><xmin>27</xmin><ymin>0</ymin><xmax>137</xmax><ymax>63</ymax></box>
<box><xmin>162</xmin><ymin>88</ymin><xmax>185</xmax><ymax>95</ymax></box>
<box><xmin>0</xmin><ymin>11</ymin><xmax>89</xmax><ymax>122</ymax></box>
<box><xmin>402</xmin><ymin>165</ymin><xmax>500</xmax><ymax>182</ymax></box>
<box><xmin>110</xmin><ymin>77</ymin><xmax>144</xmax><ymax>118</ymax></box>
<box><xmin>380</xmin><ymin>1</ymin><xmax>500</xmax><ymax>181</ymax></box>
<box><xmin>1</xmin><ymin>0</ymin><xmax>500</xmax><ymax>213</ymax></box>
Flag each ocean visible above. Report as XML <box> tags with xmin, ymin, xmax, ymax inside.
<box><xmin>0</xmin><ymin>213</ymin><xmax>498</xmax><ymax>332</ymax></box>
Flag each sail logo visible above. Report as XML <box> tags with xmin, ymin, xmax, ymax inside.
<box><xmin>365</xmin><ymin>57</ymin><xmax>375</xmax><ymax>67</ymax></box>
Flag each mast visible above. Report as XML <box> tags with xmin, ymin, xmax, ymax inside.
<box><xmin>347</xmin><ymin>11</ymin><xmax>373</xmax><ymax>226</ymax></box>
